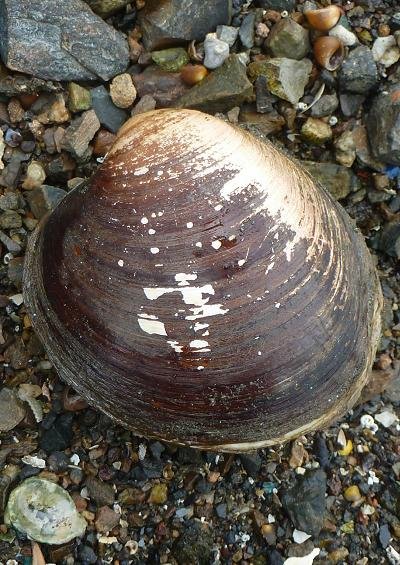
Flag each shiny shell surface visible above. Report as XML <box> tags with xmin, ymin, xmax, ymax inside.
<box><xmin>24</xmin><ymin>109</ymin><xmax>382</xmax><ymax>451</ymax></box>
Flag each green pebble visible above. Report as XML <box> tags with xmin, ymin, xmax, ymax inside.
<box><xmin>151</xmin><ymin>48</ymin><xmax>189</xmax><ymax>73</ymax></box>
<box><xmin>68</xmin><ymin>82</ymin><xmax>92</xmax><ymax>113</ymax></box>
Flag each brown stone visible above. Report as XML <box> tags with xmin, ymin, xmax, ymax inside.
<box><xmin>61</xmin><ymin>110</ymin><xmax>100</xmax><ymax>158</ymax></box>
<box><xmin>132</xmin><ymin>67</ymin><xmax>190</xmax><ymax>107</ymax></box>
<box><xmin>95</xmin><ymin>505</ymin><xmax>120</xmax><ymax>533</ymax></box>
<box><xmin>7</xmin><ymin>98</ymin><xmax>24</xmax><ymax>123</ymax></box>
<box><xmin>93</xmin><ymin>129</ymin><xmax>116</xmax><ymax>156</ymax></box>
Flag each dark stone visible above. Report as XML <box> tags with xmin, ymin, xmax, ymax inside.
<box><xmin>86</xmin><ymin>475</ymin><xmax>115</xmax><ymax>506</ymax></box>
<box><xmin>256</xmin><ymin>0</ymin><xmax>295</xmax><ymax>9</ymax></box>
<box><xmin>255</xmin><ymin>77</ymin><xmax>276</xmax><ymax>113</ymax></box>
<box><xmin>175</xmin><ymin>55</ymin><xmax>253</xmax><ymax>113</ymax></box>
<box><xmin>266</xmin><ymin>549</ymin><xmax>285</xmax><ymax>565</ymax></box>
<box><xmin>379</xmin><ymin>524</ymin><xmax>391</xmax><ymax>549</ymax></box>
<box><xmin>265</xmin><ymin>17</ymin><xmax>310</xmax><ymax>60</ymax></box>
<box><xmin>26</xmin><ymin>185</ymin><xmax>67</xmax><ymax>219</ymax></box>
<box><xmin>0</xmin><ymin>0</ymin><xmax>129</xmax><ymax>81</ymax></box>
<box><xmin>379</xmin><ymin>221</ymin><xmax>400</xmax><ymax>259</ymax></box>
<box><xmin>367</xmin><ymin>84</ymin><xmax>400</xmax><ymax>165</ymax></box>
<box><xmin>18</xmin><ymin>465</ymin><xmax>41</xmax><ymax>480</ymax></box>
<box><xmin>149</xmin><ymin>441</ymin><xmax>166</xmax><ymax>460</ymax></box>
<box><xmin>240</xmin><ymin>453</ymin><xmax>262</xmax><ymax>476</ymax></box>
<box><xmin>90</xmin><ymin>86</ymin><xmax>127</xmax><ymax>133</ymax></box>
<box><xmin>173</xmin><ymin>520</ymin><xmax>214</xmax><ymax>565</ymax></box>
<box><xmin>139</xmin><ymin>0</ymin><xmax>232</xmax><ymax>50</ymax></box>
<box><xmin>47</xmin><ymin>451</ymin><xmax>70</xmax><ymax>472</ymax></box>
<box><xmin>390</xmin><ymin>12</ymin><xmax>400</xmax><ymax>30</ymax></box>
<box><xmin>239</xmin><ymin>12</ymin><xmax>256</xmax><ymax>49</ymax></box>
<box><xmin>282</xmin><ymin>469</ymin><xmax>327</xmax><ymax>536</ymax></box>
<box><xmin>39</xmin><ymin>413</ymin><xmax>74</xmax><ymax>452</ymax></box>
<box><xmin>313</xmin><ymin>434</ymin><xmax>330</xmax><ymax>470</ymax></box>
<box><xmin>339</xmin><ymin>46</ymin><xmax>378</xmax><ymax>94</ymax></box>
<box><xmin>339</xmin><ymin>93</ymin><xmax>365</xmax><ymax>118</ymax></box>
<box><xmin>310</xmin><ymin>93</ymin><xmax>338</xmax><ymax>118</ymax></box>
<box><xmin>79</xmin><ymin>544</ymin><xmax>98</xmax><ymax>565</ymax></box>
<box><xmin>216</xmin><ymin>503</ymin><xmax>227</xmax><ymax>518</ymax></box>
<box><xmin>132</xmin><ymin>67</ymin><xmax>190</xmax><ymax>108</ymax></box>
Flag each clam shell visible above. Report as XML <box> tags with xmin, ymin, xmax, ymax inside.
<box><xmin>24</xmin><ymin>109</ymin><xmax>382</xmax><ymax>451</ymax></box>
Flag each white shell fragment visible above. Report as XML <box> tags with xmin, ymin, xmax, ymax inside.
<box><xmin>5</xmin><ymin>477</ymin><xmax>87</xmax><ymax>544</ymax></box>
<box><xmin>283</xmin><ymin>548</ymin><xmax>320</xmax><ymax>565</ymax></box>
<box><xmin>374</xmin><ymin>410</ymin><xmax>399</xmax><ymax>428</ymax></box>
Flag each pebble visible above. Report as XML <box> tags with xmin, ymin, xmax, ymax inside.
<box><xmin>367</xmin><ymin>84</ymin><xmax>400</xmax><ymax>165</ymax></box>
<box><xmin>109</xmin><ymin>73</ymin><xmax>137</xmax><ymax>109</ymax></box>
<box><xmin>132</xmin><ymin>68</ymin><xmax>190</xmax><ymax>107</ymax></box>
<box><xmin>131</xmin><ymin>94</ymin><xmax>157</xmax><ymax>117</ymax></box>
<box><xmin>375</xmin><ymin>410</ymin><xmax>398</xmax><ymax>428</ymax></box>
<box><xmin>239</xmin><ymin>11</ymin><xmax>256</xmax><ymax>49</ymax></box>
<box><xmin>68</xmin><ymin>83</ymin><xmax>91</xmax><ymax>113</ymax></box>
<box><xmin>282</xmin><ymin>469</ymin><xmax>326</xmax><ymax>536</ymax></box>
<box><xmin>0</xmin><ymin>0</ymin><xmax>129</xmax><ymax>81</ymax></box>
<box><xmin>139</xmin><ymin>0</ymin><xmax>232</xmax><ymax>50</ymax></box>
<box><xmin>301</xmin><ymin>118</ymin><xmax>332</xmax><ymax>145</ymax></box>
<box><xmin>61</xmin><ymin>109</ymin><xmax>100</xmax><ymax>158</ymax></box>
<box><xmin>249</xmin><ymin>57</ymin><xmax>312</xmax><ymax>105</ymax></box>
<box><xmin>283</xmin><ymin>548</ymin><xmax>320</xmax><ymax>565</ymax></box>
<box><xmin>293</xmin><ymin>529</ymin><xmax>311</xmax><ymax>544</ymax></box>
<box><xmin>148</xmin><ymin>483</ymin><xmax>168</xmax><ymax>504</ymax></box>
<box><xmin>22</xmin><ymin>161</ymin><xmax>46</xmax><ymax>190</ymax></box>
<box><xmin>7</xmin><ymin>98</ymin><xmax>24</xmax><ymax>123</ymax></box>
<box><xmin>91</xmin><ymin>85</ymin><xmax>128</xmax><ymax>133</ymax></box>
<box><xmin>379</xmin><ymin>221</ymin><xmax>400</xmax><ymax>260</ymax></box>
<box><xmin>36</xmin><ymin>94</ymin><xmax>70</xmax><ymax>124</ymax></box>
<box><xmin>5</xmin><ymin>477</ymin><xmax>86</xmax><ymax>544</ymax></box>
<box><xmin>47</xmin><ymin>451</ymin><xmax>70</xmax><ymax>473</ymax></box>
<box><xmin>310</xmin><ymin>93</ymin><xmax>338</xmax><ymax>118</ymax></box>
<box><xmin>40</xmin><ymin>413</ymin><xmax>74</xmax><ymax>452</ymax></box>
<box><xmin>379</xmin><ymin>524</ymin><xmax>392</xmax><ymax>549</ymax></box>
<box><xmin>343</xmin><ymin>485</ymin><xmax>362</xmax><ymax>502</ymax></box>
<box><xmin>339</xmin><ymin>93</ymin><xmax>365</xmax><ymax>118</ymax></box>
<box><xmin>0</xmin><ymin>191</ymin><xmax>19</xmax><ymax>211</ymax></box>
<box><xmin>265</xmin><ymin>18</ymin><xmax>310</xmax><ymax>60</ymax></box>
<box><xmin>258</xmin><ymin>0</ymin><xmax>295</xmax><ymax>9</ymax></box>
<box><xmin>151</xmin><ymin>48</ymin><xmax>189</xmax><ymax>73</ymax></box>
<box><xmin>0</xmin><ymin>210</ymin><xmax>22</xmax><ymax>229</ymax></box>
<box><xmin>329</xmin><ymin>24</ymin><xmax>358</xmax><ymax>47</ymax></box>
<box><xmin>303</xmin><ymin>161</ymin><xmax>360</xmax><ymax>199</ymax></box>
<box><xmin>335</xmin><ymin>130</ymin><xmax>356</xmax><ymax>168</ymax></box>
<box><xmin>216</xmin><ymin>25</ymin><xmax>239</xmax><ymax>47</ymax></box>
<box><xmin>95</xmin><ymin>505</ymin><xmax>120</xmax><ymax>533</ymax></box>
<box><xmin>26</xmin><ymin>185</ymin><xmax>67</xmax><ymax>219</ymax></box>
<box><xmin>86</xmin><ymin>476</ymin><xmax>115</xmax><ymax>507</ymax></box>
<box><xmin>85</xmin><ymin>0</ymin><xmax>131</xmax><ymax>18</ymax></box>
<box><xmin>203</xmin><ymin>33</ymin><xmax>230</xmax><ymax>70</ymax></box>
<box><xmin>339</xmin><ymin>46</ymin><xmax>378</xmax><ymax>94</ymax></box>
<box><xmin>372</xmin><ymin>36</ymin><xmax>400</xmax><ymax>68</ymax></box>
<box><xmin>93</xmin><ymin>129</ymin><xmax>116</xmax><ymax>156</ymax></box>
<box><xmin>176</xmin><ymin>55</ymin><xmax>253</xmax><ymax>113</ymax></box>
<box><xmin>289</xmin><ymin>442</ymin><xmax>307</xmax><ymax>469</ymax></box>
<box><xmin>0</xmin><ymin>388</ymin><xmax>26</xmax><ymax>432</ymax></box>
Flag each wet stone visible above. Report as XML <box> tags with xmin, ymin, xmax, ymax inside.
<box><xmin>68</xmin><ymin>83</ymin><xmax>92</xmax><ymax>113</ymax></box>
<box><xmin>303</xmin><ymin>161</ymin><xmax>360</xmax><ymax>200</ymax></box>
<box><xmin>216</xmin><ymin>25</ymin><xmax>239</xmax><ymax>47</ymax></box>
<box><xmin>339</xmin><ymin>46</ymin><xmax>378</xmax><ymax>94</ymax></box>
<box><xmin>91</xmin><ymin>85</ymin><xmax>128</xmax><ymax>133</ymax></box>
<box><xmin>176</xmin><ymin>55</ymin><xmax>253</xmax><ymax>112</ymax></box>
<box><xmin>39</xmin><ymin>413</ymin><xmax>74</xmax><ymax>453</ymax></box>
<box><xmin>265</xmin><ymin>18</ymin><xmax>310</xmax><ymax>60</ymax></box>
<box><xmin>0</xmin><ymin>0</ymin><xmax>129</xmax><ymax>81</ymax></box>
<box><xmin>203</xmin><ymin>33</ymin><xmax>230</xmax><ymax>70</ymax></box>
<box><xmin>151</xmin><ymin>48</ymin><xmax>189</xmax><ymax>73</ymax></box>
<box><xmin>282</xmin><ymin>469</ymin><xmax>327</xmax><ymax>536</ymax></box>
<box><xmin>26</xmin><ymin>185</ymin><xmax>67</xmax><ymax>219</ymax></box>
<box><xmin>86</xmin><ymin>475</ymin><xmax>115</xmax><ymax>507</ymax></box>
<box><xmin>95</xmin><ymin>505</ymin><xmax>120</xmax><ymax>533</ymax></box>
<box><xmin>339</xmin><ymin>93</ymin><xmax>365</xmax><ymax>118</ymax></box>
<box><xmin>310</xmin><ymin>93</ymin><xmax>339</xmax><ymax>118</ymax></box>
<box><xmin>61</xmin><ymin>109</ymin><xmax>100</xmax><ymax>158</ymax></box>
<box><xmin>239</xmin><ymin>11</ymin><xmax>256</xmax><ymax>49</ymax></box>
<box><xmin>139</xmin><ymin>0</ymin><xmax>232</xmax><ymax>51</ymax></box>
<box><xmin>132</xmin><ymin>68</ymin><xmax>190</xmax><ymax>108</ymax></box>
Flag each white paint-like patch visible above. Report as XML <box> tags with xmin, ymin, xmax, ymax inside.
<box><xmin>189</xmin><ymin>339</ymin><xmax>209</xmax><ymax>349</ymax></box>
<box><xmin>238</xmin><ymin>259</ymin><xmax>246</xmax><ymax>267</ymax></box>
<box><xmin>265</xmin><ymin>261</ymin><xmax>275</xmax><ymax>275</ymax></box>
<box><xmin>195</xmin><ymin>242</ymin><xmax>202</xmax><ymax>248</ymax></box>
<box><xmin>186</xmin><ymin>303</ymin><xmax>228</xmax><ymax>320</ymax></box>
<box><xmin>197</xmin><ymin>366</ymin><xmax>205</xmax><ymax>370</ymax></box>
<box><xmin>284</xmin><ymin>240</ymin><xmax>295</xmax><ymax>262</ymax></box>
<box><xmin>117</xmin><ymin>259</ymin><xmax>124</xmax><ymax>267</ymax></box>
<box><xmin>148</xmin><ymin>228</ymin><xmax>156</xmax><ymax>235</ymax></box>
<box><xmin>275</xmin><ymin>302</ymin><xmax>281</xmax><ymax>308</ymax></box>
<box><xmin>167</xmin><ymin>340</ymin><xmax>183</xmax><ymax>353</ymax></box>
<box><xmin>194</xmin><ymin>322</ymin><xmax>209</xmax><ymax>332</ymax></box>
<box><xmin>214</xmin><ymin>204</ymin><xmax>223</xmax><ymax>211</ymax></box>
<box><xmin>151</xmin><ymin>212</ymin><xmax>156</xmax><ymax>218</ymax></box>
<box><xmin>134</xmin><ymin>166</ymin><xmax>149</xmax><ymax>176</ymax></box>
<box><xmin>141</xmin><ymin>217</ymin><xmax>148</xmax><ymax>224</ymax></box>
<box><xmin>283</xmin><ymin>548</ymin><xmax>320</xmax><ymax>565</ymax></box>
<box><xmin>186</xmin><ymin>222</ymin><xmax>194</xmax><ymax>228</ymax></box>
<box><xmin>175</xmin><ymin>273</ymin><xmax>198</xmax><ymax>286</ymax></box>
<box><xmin>138</xmin><ymin>317</ymin><xmax>167</xmax><ymax>336</ymax></box>
<box><xmin>150</xmin><ymin>247</ymin><xmax>160</xmax><ymax>254</ymax></box>
<box><xmin>212</xmin><ymin>240</ymin><xmax>221</xmax><ymax>250</ymax></box>
<box><xmin>257</xmin><ymin>351</ymin><xmax>261</xmax><ymax>356</ymax></box>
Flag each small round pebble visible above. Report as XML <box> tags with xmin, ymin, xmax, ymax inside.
<box><xmin>110</xmin><ymin>73</ymin><xmax>137</xmax><ymax>109</ymax></box>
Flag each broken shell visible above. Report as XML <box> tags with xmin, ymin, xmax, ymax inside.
<box><xmin>24</xmin><ymin>109</ymin><xmax>382</xmax><ymax>452</ymax></box>
<box><xmin>305</xmin><ymin>5</ymin><xmax>341</xmax><ymax>32</ymax></box>
<box><xmin>314</xmin><ymin>36</ymin><xmax>345</xmax><ymax>71</ymax></box>
<box><xmin>180</xmin><ymin>64</ymin><xmax>208</xmax><ymax>86</ymax></box>
<box><xmin>5</xmin><ymin>477</ymin><xmax>87</xmax><ymax>544</ymax></box>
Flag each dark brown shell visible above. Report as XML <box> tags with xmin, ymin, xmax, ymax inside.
<box><xmin>24</xmin><ymin>109</ymin><xmax>382</xmax><ymax>451</ymax></box>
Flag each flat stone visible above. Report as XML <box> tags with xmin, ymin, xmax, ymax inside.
<box><xmin>367</xmin><ymin>84</ymin><xmax>400</xmax><ymax>165</ymax></box>
<box><xmin>239</xmin><ymin>12</ymin><xmax>256</xmax><ymax>50</ymax></box>
<box><xmin>353</xmin><ymin>125</ymin><xmax>385</xmax><ymax>171</ymax></box>
<box><xmin>339</xmin><ymin>46</ymin><xmax>378</xmax><ymax>94</ymax></box>
<box><xmin>339</xmin><ymin>93</ymin><xmax>365</xmax><ymax>117</ymax></box>
<box><xmin>265</xmin><ymin>18</ymin><xmax>310</xmax><ymax>60</ymax></box>
<box><xmin>175</xmin><ymin>55</ymin><xmax>253</xmax><ymax>113</ymax></box>
<box><xmin>216</xmin><ymin>25</ymin><xmax>239</xmax><ymax>47</ymax></box>
<box><xmin>0</xmin><ymin>388</ymin><xmax>26</xmax><ymax>432</ymax></box>
<box><xmin>132</xmin><ymin>68</ymin><xmax>190</xmax><ymax>108</ymax></box>
<box><xmin>139</xmin><ymin>0</ymin><xmax>232</xmax><ymax>50</ymax></box>
<box><xmin>131</xmin><ymin>94</ymin><xmax>157</xmax><ymax>116</ymax></box>
<box><xmin>68</xmin><ymin>83</ymin><xmax>92</xmax><ymax>113</ymax></box>
<box><xmin>310</xmin><ymin>93</ymin><xmax>339</xmax><ymax>117</ymax></box>
<box><xmin>61</xmin><ymin>109</ymin><xmax>100</xmax><ymax>157</ymax></box>
<box><xmin>109</xmin><ymin>73</ymin><xmax>137</xmax><ymax>108</ymax></box>
<box><xmin>26</xmin><ymin>185</ymin><xmax>67</xmax><ymax>219</ymax></box>
<box><xmin>302</xmin><ymin>161</ymin><xmax>360</xmax><ymax>200</ymax></box>
<box><xmin>0</xmin><ymin>0</ymin><xmax>129</xmax><ymax>81</ymax></box>
<box><xmin>282</xmin><ymin>469</ymin><xmax>327</xmax><ymax>537</ymax></box>
<box><xmin>239</xmin><ymin>108</ymin><xmax>285</xmax><ymax>136</ymax></box>
<box><xmin>151</xmin><ymin>48</ymin><xmax>189</xmax><ymax>73</ymax></box>
<box><xmin>248</xmin><ymin>57</ymin><xmax>312</xmax><ymax>105</ymax></box>
<box><xmin>22</xmin><ymin>161</ymin><xmax>46</xmax><ymax>190</ymax></box>
<box><xmin>91</xmin><ymin>85</ymin><xmax>128</xmax><ymax>133</ymax></box>
<box><xmin>95</xmin><ymin>506</ymin><xmax>120</xmax><ymax>533</ymax></box>
<box><xmin>204</xmin><ymin>33</ymin><xmax>230</xmax><ymax>70</ymax></box>
<box><xmin>335</xmin><ymin>130</ymin><xmax>356</xmax><ymax>168</ymax></box>
<box><xmin>86</xmin><ymin>476</ymin><xmax>115</xmax><ymax>507</ymax></box>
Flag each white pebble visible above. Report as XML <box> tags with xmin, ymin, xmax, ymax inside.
<box><xmin>150</xmin><ymin>247</ymin><xmax>160</xmax><ymax>254</ymax></box>
<box><xmin>141</xmin><ymin>217</ymin><xmax>148</xmax><ymax>224</ymax></box>
<box><xmin>118</xmin><ymin>259</ymin><xmax>124</xmax><ymax>267</ymax></box>
<box><xmin>212</xmin><ymin>240</ymin><xmax>222</xmax><ymax>250</ymax></box>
